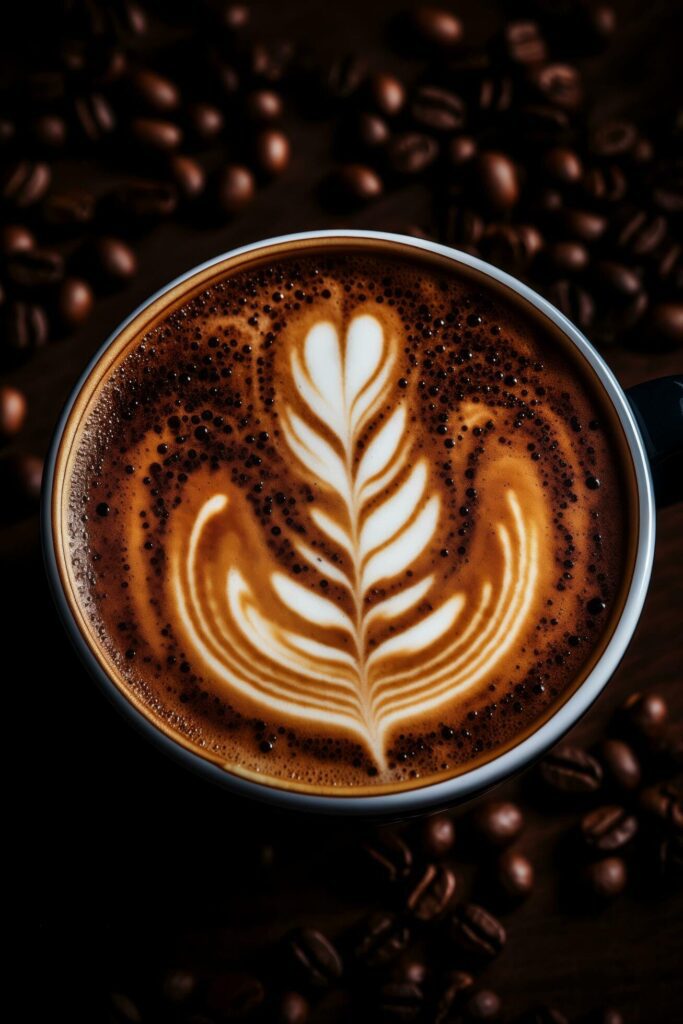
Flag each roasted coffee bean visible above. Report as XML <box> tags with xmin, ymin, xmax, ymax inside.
<box><xmin>168</xmin><ymin>155</ymin><xmax>206</xmax><ymax>199</ymax></box>
<box><xmin>42</xmin><ymin>187</ymin><xmax>95</xmax><ymax>229</ymax></box>
<box><xmin>92</xmin><ymin>236</ymin><xmax>138</xmax><ymax>284</ymax></box>
<box><xmin>32</xmin><ymin>114</ymin><xmax>67</xmax><ymax>149</ymax></box>
<box><xmin>286</xmin><ymin>927</ymin><xmax>343</xmax><ymax>988</ymax></box>
<box><xmin>363</xmin><ymin>830</ymin><xmax>413</xmax><ymax>883</ymax></box>
<box><xmin>639</xmin><ymin>783</ymin><xmax>683</xmax><ymax>830</ymax></box>
<box><xmin>187</xmin><ymin>103</ymin><xmax>224</xmax><ymax>142</ymax></box>
<box><xmin>448</xmin><ymin>135</ymin><xmax>477</xmax><ymax>166</ymax></box>
<box><xmin>6</xmin><ymin>248</ymin><xmax>64</xmax><ymax>288</ymax></box>
<box><xmin>58</xmin><ymin>278</ymin><xmax>94</xmax><ymax>329</ymax></box>
<box><xmin>476</xmin><ymin>76</ymin><xmax>514</xmax><ymax>115</ymax></box>
<box><xmin>411</xmin><ymin>86</ymin><xmax>465</xmax><ymax>132</ymax></box>
<box><xmin>520</xmin><ymin>1006</ymin><xmax>568</xmax><ymax>1024</ymax></box>
<box><xmin>332</xmin><ymin>164</ymin><xmax>383</xmax><ymax>203</ymax></box>
<box><xmin>503</xmin><ymin>21</ymin><xmax>547</xmax><ymax>65</ymax></box>
<box><xmin>118</xmin><ymin>1</ymin><xmax>148</xmax><ymax>36</ymax></box>
<box><xmin>517</xmin><ymin>103</ymin><xmax>569</xmax><ymax>142</ymax></box>
<box><xmin>275</xmin><ymin>991</ymin><xmax>310</xmax><ymax>1024</ymax></box>
<box><xmin>433</xmin><ymin>970</ymin><xmax>474</xmax><ymax>1023</ymax></box>
<box><xmin>558</xmin><ymin>208</ymin><xmax>607</xmax><ymax>242</ymax></box>
<box><xmin>216</xmin><ymin>164</ymin><xmax>256</xmax><ymax>215</ymax></box>
<box><xmin>321</xmin><ymin>54</ymin><xmax>367</xmax><ymax>101</ymax></box>
<box><xmin>582</xmin><ymin>164</ymin><xmax>627</xmax><ymax>203</ymax></box>
<box><xmin>654</xmin><ymin>242</ymin><xmax>681</xmax><ymax>281</ymax></box>
<box><xmin>160</xmin><ymin>968</ymin><xmax>196</xmax><ymax>1004</ymax></box>
<box><xmin>421</xmin><ymin>813</ymin><xmax>456</xmax><ymax>858</ymax></box>
<box><xmin>205</xmin><ymin>971</ymin><xmax>265</xmax><ymax>1018</ymax></box>
<box><xmin>647</xmin><ymin>302</ymin><xmax>683</xmax><ymax>348</ymax></box>
<box><xmin>391</xmin><ymin>955</ymin><xmax>427</xmax><ymax>986</ymax></box>
<box><xmin>353</xmin><ymin>912</ymin><xmax>410</xmax><ymax>969</ymax></box>
<box><xmin>531</xmin><ymin>63</ymin><xmax>582</xmax><ymax>110</ymax></box>
<box><xmin>540</xmin><ymin>744</ymin><xmax>603</xmax><ymax>792</ymax></box>
<box><xmin>589</xmin><ymin>120</ymin><xmax>638</xmax><ymax>158</ymax></box>
<box><xmin>221</xmin><ymin>2</ymin><xmax>250</xmax><ymax>31</ymax></box>
<box><xmin>406</xmin><ymin>863</ymin><xmax>456</xmax><ymax>921</ymax></box>
<box><xmin>246</xmin><ymin>89</ymin><xmax>284</xmax><ymax>122</ymax></box>
<box><xmin>543</xmin><ymin>146</ymin><xmax>583</xmax><ymax>184</ymax></box>
<box><xmin>466</xmin><ymin>988</ymin><xmax>502</xmax><ymax>1020</ymax></box>
<box><xmin>74</xmin><ymin>93</ymin><xmax>116</xmax><ymax>141</ymax></box>
<box><xmin>129</xmin><ymin>68</ymin><xmax>180</xmax><ymax>112</ymax></box>
<box><xmin>1</xmin><ymin>225</ymin><xmax>35</xmax><ymax>253</ymax></box>
<box><xmin>131</xmin><ymin>117</ymin><xmax>183</xmax><ymax>151</ymax></box>
<box><xmin>443</xmin><ymin>205</ymin><xmax>484</xmax><ymax>250</ymax></box>
<box><xmin>473</xmin><ymin>800</ymin><xmax>524</xmax><ymax>846</ymax></box>
<box><xmin>617</xmin><ymin>210</ymin><xmax>667</xmax><ymax>258</ymax></box>
<box><xmin>1</xmin><ymin>161</ymin><xmax>51</xmax><ymax>207</ymax></box>
<box><xmin>584</xmin><ymin>856</ymin><xmax>627</xmax><ymax>899</ymax></box>
<box><xmin>593</xmin><ymin>261</ymin><xmax>641</xmax><ymax>298</ymax></box>
<box><xmin>377</xmin><ymin>981</ymin><xmax>423</xmax><ymax>1021</ymax></box>
<box><xmin>659</xmin><ymin>833</ymin><xmax>683</xmax><ymax>881</ymax></box>
<box><xmin>496</xmin><ymin>849</ymin><xmax>534</xmax><ymax>900</ymax></box>
<box><xmin>581</xmin><ymin>805</ymin><xmax>638</xmax><ymax>851</ymax></box>
<box><xmin>214</xmin><ymin>60</ymin><xmax>241</xmax><ymax>96</ymax></box>
<box><xmin>254</xmin><ymin>129</ymin><xmax>290</xmax><ymax>176</ymax></box>
<box><xmin>594</xmin><ymin>290</ymin><xmax>648</xmax><ymax>344</ymax></box>
<box><xmin>356</xmin><ymin>112</ymin><xmax>391</xmax><ymax>149</ymax></box>
<box><xmin>600</xmin><ymin>739</ymin><xmax>641</xmax><ymax>790</ymax></box>
<box><xmin>448</xmin><ymin>903</ymin><xmax>506</xmax><ymax>959</ymax></box>
<box><xmin>622</xmin><ymin>691</ymin><xmax>668</xmax><ymax>735</ymax></box>
<box><xmin>3</xmin><ymin>302</ymin><xmax>49</xmax><ymax>355</ymax></box>
<box><xmin>547</xmin><ymin>279</ymin><xmax>595</xmax><ymax>329</ymax></box>
<box><xmin>545</xmin><ymin>240</ymin><xmax>589</xmax><ymax>273</ymax></box>
<box><xmin>0</xmin><ymin>453</ymin><xmax>43</xmax><ymax>519</ymax></box>
<box><xmin>388</xmin><ymin>133</ymin><xmax>438</xmax><ymax>175</ymax></box>
<box><xmin>248</xmin><ymin>39</ymin><xmax>294</xmax><ymax>84</ymax></box>
<box><xmin>474</xmin><ymin>152</ymin><xmax>519</xmax><ymax>212</ymax></box>
<box><xmin>367</xmin><ymin>72</ymin><xmax>405</xmax><ymax>117</ymax></box>
<box><xmin>409</xmin><ymin>6</ymin><xmax>464</xmax><ymax>49</ymax></box>
<box><xmin>480</xmin><ymin>223</ymin><xmax>543</xmax><ymax>272</ymax></box>
<box><xmin>0</xmin><ymin>386</ymin><xmax>27</xmax><ymax>440</ymax></box>
<box><xmin>112</xmin><ymin>180</ymin><xmax>178</xmax><ymax>219</ymax></box>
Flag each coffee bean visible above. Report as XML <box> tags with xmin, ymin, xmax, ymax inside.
<box><xmin>473</xmin><ymin>800</ymin><xmax>524</xmax><ymax>846</ymax></box>
<box><xmin>377</xmin><ymin>981</ymin><xmax>423</xmax><ymax>1021</ymax></box>
<box><xmin>474</xmin><ymin>152</ymin><xmax>520</xmax><ymax>212</ymax></box>
<box><xmin>584</xmin><ymin>856</ymin><xmax>627</xmax><ymax>899</ymax></box>
<box><xmin>639</xmin><ymin>783</ymin><xmax>683</xmax><ymax>830</ymax></box>
<box><xmin>388</xmin><ymin>133</ymin><xmax>438</xmax><ymax>175</ymax></box>
<box><xmin>581</xmin><ymin>805</ymin><xmax>638</xmax><ymax>851</ymax></box>
<box><xmin>659</xmin><ymin>834</ymin><xmax>683</xmax><ymax>882</ymax></box>
<box><xmin>421</xmin><ymin>814</ymin><xmax>456</xmax><ymax>858</ymax></box>
<box><xmin>131</xmin><ymin>117</ymin><xmax>183</xmax><ymax>151</ymax></box>
<box><xmin>594</xmin><ymin>290</ymin><xmax>648</xmax><ymax>344</ymax></box>
<box><xmin>558</xmin><ymin>208</ymin><xmax>607</xmax><ymax>242</ymax></box>
<box><xmin>520</xmin><ymin>1006</ymin><xmax>568</xmax><ymax>1024</ymax></box>
<box><xmin>1</xmin><ymin>161</ymin><xmax>51</xmax><ymax>207</ymax></box>
<box><xmin>622</xmin><ymin>691</ymin><xmax>668</xmax><ymax>735</ymax></box>
<box><xmin>0</xmin><ymin>386</ymin><xmax>28</xmax><ymax>440</ymax></box>
<box><xmin>647</xmin><ymin>302</ymin><xmax>683</xmax><ymax>348</ymax></box>
<box><xmin>433</xmin><ymin>970</ymin><xmax>474</xmax><ymax>1023</ymax></box>
<box><xmin>391</xmin><ymin>955</ymin><xmax>427</xmax><ymax>986</ymax></box>
<box><xmin>321</xmin><ymin>54</ymin><xmax>367</xmax><ymax>101</ymax></box>
<box><xmin>332</xmin><ymin>163</ymin><xmax>383</xmax><ymax>203</ymax></box>
<box><xmin>92</xmin><ymin>236</ymin><xmax>138</xmax><ymax>284</ymax></box>
<box><xmin>531</xmin><ymin>63</ymin><xmax>582</xmax><ymax>110</ymax></box>
<box><xmin>406</xmin><ymin>863</ymin><xmax>456</xmax><ymax>921</ymax></box>
<box><xmin>6</xmin><ymin>248</ymin><xmax>64</xmax><ymax>288</ymax></box>
<box><xmin>363</xmin><ymin>830</ymin><xmax>413</xmax><ymax>883</ymax></box>
<box><xmin>187</xmin><ymin>103</ymin><xmax>224</xmax><ymax>142</ymax></box>
<box><xmin>443</xmin><ymin>205</ymin><xmax>484</xmax><ymax>250</ymax></box>
<box><xmin>129</xmin><ymin>68</ymin><xmax>180</xmax><ymax>112</ymax></box>
<box><xmin>654</xmin><ymin>242</ymin><xmax>681</xmax><ymax>281</ymax></box>
<box><xmin>582</xmin><ymin>164</ymin><xmax>627</xmax><ymax>203</ymax></box>
<box><xmin>205</xmin><ymin>972</ymin><xmax>265</xmax><ymax>1018</ymax></box>
<box><xmin>593</xmin><ymin>261</ymin><xmax>642</xmax><ymax>298</ymax></box>
<box><xmin>476</xmin><ymin>76</ymin><xmax>514</xmax><ymax>115</ymax></box>
<box><xmin>119</xmin><ymin>1</ymin><xmax>148</xmax><ymax>36</ymax></box>
<box><xmin>112</xmin><ymin>180</ymin><xmax>178</xmax><ymax>219</ymax></box>
<box><xmin>410</xmin><ymin>7</ymin><xmax>464</xmax><ymax>49</ymax></box>
<box><xmin>356</xmin><ymin>112</ymin><xmax>391</xmax><ymax>149</ymax></box>
<box><xmin>503</xmin><ymin>21</ymin><xmax>547</xmax><ymax>65</ymax></box>
<box><xmin>275</xmin><ymin>991</ymin><xmax>309</xmax><ymax>1024</ymax></box>
<box><xmin>448</xmin><ymin>135</ymin><xmax>477</xmax><ymax>166</ymax></box>
<box><xmin>3</xmin><ymin>302</ymin><xmax>49</xmax><ymax>356</ymax></box>
<box><xmin>617</xmin><ymin>210</ymin><xmax>667</xmax><ymax>257</ymax></box>
<box><xmin>0</xmin><ymin>453</ymin><xmax>43</xmax><ymax>519</ymax></box>
<box><xmin>42</xmin><ymin>187</ymin><xmax>95</xmax><ymax>229</ymax></box>
<box><xmin>545</xmin><ymin>240</ymin><xmax>589</xmax><ymax>273</ymax></box>
<box><xmin>285</xmin><ymin>927</ymin><xmax>343</xmax><ymax>988</ymax></box>
<box><xmin>160</xmin><ymin>968</ymin><xmax>196</xmax><ymax>1003</ymax></box>
<box><xmin>353</xmin><ymin>912</ymin><xmax>410</xmax><ymax>969</ymax></box>
<box><xmin>32</xmin><ymin>114</ymin><xmax>67</xmax><ymax>149</ymax></box>
<box><xmin>466</xmin><ymin>988</ymin><xmax>502</xmax><ymax>1020</ymax></box>
<box><xmin>547</xmin><ymin>279</ymin><xmax>596</xmax><ymax>330</ymax></box>
<box><xmin>0</xmin><ymin>118</ymin><xmax>16</xmax><ymax>145</ymax></box>
<box><xmin>168</xmin><ymin>154</ymin><xmax>206</xmax><ymax>200</ymax></box>
<box><xmin>221</xmin><ymin>2</ymin><xmax>250</xmax><ymax>31</ymax></box>
<box><xmin>1</xmin><ymin>225</ymin><xmax>35</xmax><ymax>254</ymax></box>
<box><xmin>539</xmin><ymin>744</ymin><xmax>603</xmax><ymax>792</ymax></box>
<box><xmin>368</xmin><ymin>72</ymin><xmax>406</xmax><ymax>117</ymax></box>
<box><xmin>246</xmin><ymin>89</ymin><xmax>284</xmax><ymax>122</ymax></box>
<box><xmin>496</xmin><ymin>849</ymin><xmax>534</xmax><ymax>899</ymax></box>
<box><xmin>411</xmin><ymin>86</ymin><xmax>465</xmax><ymax>132</ymax></box>
<box><xmin>74</xmin><ymin>93</ymin><xmax>116</xmax><ymax>141</ymax></box>
<box><xmin>543</xmin><ymin>146</ymin><xmax>583</xmax><ymax>184</ymax></box>
<box><xmin>448</xmin><ymin>903</ymin><xmax>506</xmax><ymax>959</ymax></box>
<box><xmin>58</xmin><ymin>278</ymin><xmax>94</xmax><ymax>329</ymax></box>
<box><xmin>480</xmin><ymin>223</ymin><xmax>543</xmax><ymax>273</ymax></box>
<box><xmin>254</xmin><ymin>129</ymin><xmax>290</xmax><ymax>176</ymax></box>
<box><xmin>216</xmin><ymin>164</ymin><xmax>256</xmax><ymax>214</ymax></box>
<box><xmin>600</xmin><ymin>739</ymin><xmax>641</xmax><ymax>790</ymax></box>
<box><xmin>590</xmin><ymin>120</ymin><xmax>638</xmax><ymax>158</ymax></box>
<box><xmin>517</xmin><ymin>103</ymin><xmax>570</xmax><ymax>143</ymax></box>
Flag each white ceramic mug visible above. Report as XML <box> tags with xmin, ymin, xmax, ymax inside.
<box><xmin>42</xmin><ymin>230</ymin><xmax>683</xmax><ymax>817</ymax></box>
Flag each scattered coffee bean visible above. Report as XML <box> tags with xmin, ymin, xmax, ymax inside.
<box><xmin>496</xmin><ymin>849</ymin><xmax>534</xmax><ymax>900</ymax></box>
<box><xmin>503</xmin><ymin>21</ymin><xmax>547</xmax><ymax>66</ymax></box>
<box><xmin>433</xmin><ymin>970</ymin><xmax>474</xmax><ymax>1022</ymax></box>
<box><xmin>160</xmin><ymin>968</ymin><xmax>196</xmax><ymax>1004</ymax></box>
<box><xmin>616</xmin><ymin>210</ymin><xmax>667</xmax><ymax>257</ymax></box>
<box><xmin>377</xmin><ymin>981</ymin><xmax>423</xmax><ymax>1021</ymax></box>
<box><xmin>540</xmin><ymin>745</ymin><xmax>603</xmax><ymax>792</ymax></box>
<box><xmin>3</xmin><ymin>302</ymin><xmax>49</xmax><ymax>356</ymax></box>
<box><xmin>353</xmin><ymin>912</ymin><xmax>410</xmax><ymax>969</ymax></box>
<box><xmin>421</xmin><ymin>814</ymin><xmax>456</xmax><ymax>858</ymax></box>
<box><xmin>473</xmin><ymin>800</ymin><xmax>524</xmax><ymax>846</ymax></box>
<box><xmin>622</xmin><ymin>691</ymin><xmax>668</xmax><ymax>735</ymax></box>
<box><xmin>1</xmin><ymin>160</ymin><xmax>51</xmax><ymax>207</ymax></box>
<box><xmin>543</xmin><ymin>146</ymin><xmax>583</xmax><ymax>184</ymax></box>
<box><xmin>409</xmin><ymin>6</ymin><xmax>464</xmax><ymax>50</ymax></box>
<box><xmin>0</xmin><ymin>453</ymin><xmax>43</xmax><ymax>519</ymax></box>
<box><xmin>368</xmin><ymin>72</ymin><xmax>405</xmax><ymax>117</ymax></box>
<box><xmin>639</xmin><ymin>783</ymin><xmax>683</xmax><ymax>829</ymax></box>
<box><xmin>131</xmin><ymin>117</ymin><xmax>182</xmax><ymax>151</ymax></box>
<box><xmin>558</xmin><ymin>208</ymin><xmax>607</xmax><ymax>242</ymax></box>
<box><xmin>275</xmin><ymin>991</ymin><xmax>310</xmax><ymax>1024</ymax></box>
<box><xmin>1</xmin><ymin>225</ymin><xmax>35</xmax><ymax>253</ymax></box>
<box><xmin>129</xmin><ymin>68</ymin><xmax>180</xmax><ymax>112</ymax></box>
<box><xmin>111</xmin><ymin>179</ymin><xmax>178</xmax><ymax>219</ymax></box>
<box><xmin>448</xmin><ymin>903</ymin><xmax>506</xmax><ymax>959</ymax></box>
<box><xmin>0</xmin><ymin>386</ymin><xmax>28</xmax><ymax>440</ymax></box>
<box><xmin>254</xmin><ymin>129</ymin><xmax>290</xmax><ymax>176</ymax></box>
<box><xmin>647</xmin><ymin>302</ymin><xmax>683</xmax><ymax>348</ymax></box>
<box><xmin>601</xmin><ymin>739</ymin><xmax>641</xmax><ymax>790</ymax></box>
<box><xmin>187</xmin><ymin>103</ymin><xmax>224</xmax><ymax>142</ymax></box>
<box><xmin>448</xmin><ymin>135</ymin><xmax>478</xmax><ymax>166</ymax></box>
<box><xmin>443</xmin><ymin>204</ymin><xmax>484</xmax><ymax>250</ymax></box>
<box><xmin>332</xmin><ymin>163</ymin><xmax>383</xmax><ymax>203</ymax></box>
<box><xmin>531</xmin><ymin>63</ymin><xmax>582</xmax><ymax>110</ymax></box>
<box><xmin>74</xmin><ymin>93</ymin><xmax>116</xmax><ymax>141</ymax></box>
<box><xmin>216</xmin><ymin>164</ymin><xmax>256</xmax><ymax>215</ymax></box>
<box><xmin>590</xmin><ymin>119</ymin><xmax>638</xmax><ymax>158</ymax></box>
<box><xmin>42</xmin><ymin>187</ymin><xmax>95</xmax><ymax>229</ymax></box>
<box><xmin>593</xmin><ymin>260</ymin><xmax>642</xmax><ymax>298</ymax></box>
<box><xmin>581</xmin><ymin>805</ymin><xmax>638</xmax><ymax>851</ymax></box>
<box><xmin>545</xmin><ymin>240</ymin><xmax>589</xmax><ymax>273</ymax></box>
<box><xmin>58</xmin><ymin>278</ymin><xmax>94</xmax><ymax>329</ymax></box>
<box><xmin>92</xmin><ymin>236</ymin><xmax>138</xmax><ymax>285</ymax></box>
<box><xmin>391</xmin><ymin>955</ymin><xmax>427</xmax><ymax>986</ymax></box>
<box><xmin>466</xmin><ymin>988</ymin><xmax>502</xmax><ymax>1020</ymax></box>
<box><xmin>658</xmin><ymin>833</ymin><xmax>683</xmax><ymax>881</ymax></box>
<box><xmin>363</xmin><ymin>830</ymin><xmax>413</xmax><ymax>883</ymax></box>
<box><xmin>546</xmin><ymin>279</ymin><xmax>595</xmax><ymax>330</ymax></box>
<box><xmin>356</xmin><ymin>112</ymin><xmax>391</xmax><ymax>149</ymax></box>
<box><xmin>481</xmin><ymin>223</ymin><xmax>543</xmax><ymax>272</ymax></box>
<box><xmin>246</xmin><ymin>89</ymin><xmax>284</xmax><ymax>122</ymax></box>
<box><xmin>388</xmin><ymin>133</ymin><xmax>439</xmax><ymax>175</ymax></box>
<box><xmin>584</xmin><ymin>856</ymin><xmax>627</xmax><ymax>899</ymax></box>
<box><xmin>320</xmin><ymin>54</ymin><xmax>367</xmax><ymax>101</ymax></box>
<box><xmin>474</xmin><ymin>152</ymin><xmax>520</xmax><ymax>212</ymax></box>
<box><xmin>411</xmin><ymin>85</ymin><xmax>465</xmax><ymax>132</ymax></box>
<box><xmin>285</xmin><ymin>927</ymin><xmax>343</xmax><ymax>988</ymax></box>
<box><xmin>32</xmin><ymin>114</ymin><xmax>67</xmax><ymax>149</ymax></box>
<box><xmin>205</xmin><ymin>972</ymin><xmax>265</xmax><ymax>1018</ymax></box>
<box><xmin>520</xmin><ymin>1006</ymin><xmax>568</xmax><ymax>1024</ymax></box>
<box><xmin>168</xmin><ymin>154</ymin><xmax>206</xmax><ymax>199</ymax></box>
<box><xmin>6</xmin><ymin>248</ymin><xmax>64</xmax><ymax>288</ymax></box>
<box><xmin>406</xmin><ymin>863</ymin><xmax>457</xmax><ymax>921</ymax></box>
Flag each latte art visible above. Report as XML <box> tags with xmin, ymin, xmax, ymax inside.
<box><xmin>62</xmin><ymin>242</ymin><xmax>631</xmax><ymax>793</ymax></box>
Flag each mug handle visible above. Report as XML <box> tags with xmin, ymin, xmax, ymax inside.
<box><xmin>626</xmin><ymin>374</ymin><xmax>683</xmax><ymax>507</ymax></box>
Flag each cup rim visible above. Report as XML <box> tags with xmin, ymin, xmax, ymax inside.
<box><xmin>42</xmin><ymin>229</ymin><xmax>656</xmax><ymax>815</ymax></box>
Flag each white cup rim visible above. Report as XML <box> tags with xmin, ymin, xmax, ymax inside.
<box><xmin>42</xmin><ymin>229</ymin><xmax>656</xmax><ymax>816</ymax></box>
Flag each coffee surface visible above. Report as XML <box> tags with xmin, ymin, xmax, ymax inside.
<box><xmin>64</xmin><ymin>242</ymin><xmax>631</xmax><ymax>793</ymax></box>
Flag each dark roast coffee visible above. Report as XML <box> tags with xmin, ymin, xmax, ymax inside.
<box><xmin>57</xmin><ymin>238</ymin><xmax>634</xmax><ymax>794</ymax></box>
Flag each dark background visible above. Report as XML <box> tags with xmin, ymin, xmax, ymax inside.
<box><xmin>3</xmin><ymin>1</ymin><xmax>681</xmax><ymax>1021</ymax></box>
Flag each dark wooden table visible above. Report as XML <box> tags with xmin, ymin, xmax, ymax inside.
<box><xmin>5</xmin><ymin>1</ymin><xmax>681</xmax><ymax>1020</ymax></box>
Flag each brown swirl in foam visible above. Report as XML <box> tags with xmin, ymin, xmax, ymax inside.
<box><xmin>61</xmin><ymin>242</ymin><xmax>633</xmax><ymax>793</ymax></box>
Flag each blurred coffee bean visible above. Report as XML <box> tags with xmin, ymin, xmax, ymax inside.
<box><xmin>639</xmin><ymin>783</ymin><xmax>683</xmax><ymax>829</ymax></box>
<box><xmin>275</xmin><ymin>991</ymin><xmax>310</xmax><ymax>1024</ymax></box>
<box><xmin>421</xmin><ymin>813</ymin><xmax>455</xmax><ymax>858</ymax></box>
<box><xmin>246</xmin><ymin>89</ymin><xmax>284</xmax><ymax>122</ymax></box>
<box><xmin>539</xmin><ymin>744</ymin><xmax>603</xmax><ymax>792</ymax></box>
<box><xmin>1</xmin><ymin>225</ymin><xmax>35</xmax><ymax>253</ymax></box>
<box><xmin>593</xmin><ymin>261</ymin><xmax>642</xmax><ymax>298</ymax></box>
<box><xmin>111</xmin><ymin>180</ymin><xmax>178</xmax><ymax>219</ymax></box>
<box><xmin>520</xmin><ymin>1006</ymin><xmax>568</xmax><ymax>1024</ymax></box>
<box><xmin>221</xmin><ymin>2</ymin><xmax>250</xmax><ymax>31</ymax></box>
<box><xmin>466</xmin><ymin>989</ymin><xmax>502</xmax><ymax>1020</ymax></box>
<box><xmin>581</xmin><ymin>805</ymin><xmax>638</xmax><ymax>851</ymax></box>
<box><xmin>321</xmin><ymin>54</ymin><xmax>367</xmax><ymax>101</ymax></box>
<box><xmin>92</xmin><ymin>236</ymin><xmax>138</xmax><ymax>285</ymax></box>
<box><xmin>332</xmin><ymin>163</ymin><xmax>383</xmax><ymax>203</ymax></box>
<box><xmin>530</xmin><ymin>63</ymin><xmax>582</xmax><ymax>110</ymax></box>
<box><xmin>0</xmin><ymin>118</ymin><xmax>16</xmax><ymax>145</ymax></box>
<box><xmin>433</xmin><ymin>970</ymin><xmax>474</xmax><ymax>1022</ymax></box>
<box><xmin>0</xmin><ymin>453</ymin><xmax>43</xmax><ymax>519</ymax></box>
<box><xmin>473</xmin><ymin>800</ymin><xmax>524</xmax><ymax>847</ymax></box>
<box><xmin>411</xmin><ymin>86</ymin><xmax>465</xmax><ymax>132</ymax></box>
<box><xmin>187</xmin><ymin>103</ymin><xmax>224</xmax><ymax>142</ymax></box>
<box><xmin>616</xmin><ymin>210</ymin><xmax>667</xmax><ymax>257</ymax></box>
<box><xmin>481</xmin><ymin>223</ymin><xmax>543</xmax><ymax>272</ymax></box>
<box><xmin>406</xmin><ymin>863</ymin><xmax>456</xmax><ymax>921</ymax></box>
<box><xmin>356</xmin><ymin>112</ymin><xmax>391</xmax><ymax>149</ymax></box>
<box><xmin>131</xmin><ymin>117</ymin><xmax>183</xmax><ymax>151</ymax></box>
<box><xmin>622</xmin><ymin>691</ymin><xmax>668</xmax><ymax>735</ymax></box>
<box><xmin>476</xmin><ymin>76</ymin><xmax>514</xmax><ymax>116</ymax></box>
<box><xmin>654</xmin><ymin>242</ymin><xmax>681</xmax><ymax>281</ymax></box>
<box><xmin>647</xmin><ymin>302</ymin><xmax>683</xmax><ymax>348</ymax></box>
<box><xmin>368</xmin><ymin>72</ymin><xmax>405</xmax><ymax>117</ymax></box>
<box><xmin>6</xmin><ymin>248</ymin><xmax>64</xmax><ymax>288</ymax></box>
<box><xmin>600</xmin><ymin>739</ymin><xmax>641</xmax><ymax>790</ymax></box>
<box><xmin>248</xmin><ymin>39</ymin><xmax>294</xmax><ymax>84</ymax></box>
<box><xmin>443</xmin><ymin>205</ymin><xmax>484</xmax><ymax>250</ymax></box>
<box><xmin>391</xmin><ymin>955</ymin><xmax>427</xmax><ymax>985</ymax></box>
<box><xmin>0</xmin><ymin>386</ymin><xmax>28</xmax><ymax>440</ymax></box>
<box><xmin>558</xmin><ymin>208</ymin><xmax>607</xmax><ymax>241</ymax></box>
<box><xmin>409</xmin><ymin>6</ymin><xmax>464</xmax><ymax>49</ymax></box>
<box><xmin>74</xmin><ymin>93</ymin><xmax>116</xmax><ymax>142</ymax></box>
<box><xmin>448</xmin><ymin>903</ymin><xmax>506</xmax><ymax>959</ymax></box>
<box><xmin>129</xmin><ymin>68</ymin><xmax>180</xmax><ymax>112</ymax></box>
<box><xmin>594</xmin><ymin>289</ymin><xmax>648</xmax><ymax>344</ymax></box>
<box><xmin>503</xmin><ymin>21</ymin><xmax>547</xmax><ymax>65</ymax></box>
<box><xmin>496</xmin><ymin>849</ymin><xmax>534</xmax><ymax>900</ymax></box>
<box><xmin>353</xmin><ymin>911</ymin><xmax>410</xmax><ymax>969</ymax></box>
<box><xmin>58</xmin><ymin>278</ymin><xmax>94</xmax><ymax>329</ymax></box>
<box><xmin>285</xmin><ymin>927</ymin><xmax>343</xmax><ymax>988</ymax></box>
<box><xmin>659</xmin><ymin>833</ymin><xmax>683</xmax><ymax>882</ymax></box>
<box><xmin>582</xmin><ymin>164</ymin><xmax>627</xmax><ymax>203</ymax></box>
<box><xmin>377</xmin><ymin>981</ymin><xmax>423</xmax><ymax>1021</ymax></box>
<box><xmin>3</xmin><ymin>302</ymin><xmax>49</xmax><ymax>356</ymax></box>
<box><xmin>388</xmin><ymin>133</ymin><xmax>438</xmax><ymax>175</ymax></box>
<box><xmin>254</xmin><ymin>129</ymin><xmax>290</xmax><ymax>176</ymax></box>
<box><xmin>1</xmin><ymin>161</ymin><xmax>51</xmax><ymax>207</ymax></box>
<box><xmin>363</xmin><ymin>829</ymin><xmax>413</xmax><ymax>883</ymax></box>
<box><xmin>545</xmin><ymin>240</ymin><xmax>589</xmax><ymax>273</ymax></box>
<box><xmin>32</xmin><ymin>114</ymin><xmax>67</xmax><ymax>149</ymax></box>
<box><xmin>517</xmin><ymin>103</ymin><xmax>569</xmax><ymax>143</ymax></box>
<box><xmin>589</xmin><ymin>120</ymin><xmax>638</xmax><ymax>158</ymax></box>
<box><xmin>42</xmin><ymin>187</ymin><xmax>95</xmax><ymax>229</ymax></box>
<box><xmin>214</xmin><ymin>61</ymin><xmax>241</xmax><ymax>96</ymax></box>
<box><xmin>119</xmin><ymin>1</ymin><xmax>148</xmax><ymax>36</ymax></box>
<box><xmin>474</xmin><ymin>152</ymin><xmax>520</xmax><ymax>212</ymax></box>
<box><xmin>160</xmin><ymin>968</ymin><xmax>196</xmax><ymax>1004</ymax></box>
<box><xmin>168</xmin><ymin>154</ymin><xmax>206</xmax><ymax>199</ymax></box>
<box><xmin>543</xmin><ymin>146</ymin><xmax>583</xmax><ymax>184</ymax></box>
<box><xmin>205</xmin><ymin>972</ymin><xmax>265</xmax><ymax>1018</ymax></box>
<box><xmin>216</xmin><ymin>164</ymin><xmax>256</xmax><ymax>215</ymax></box>
<box><xmin>584</xmin><ymin>856</ymin><xmax>627</xmax><ymax>899</ymax></box>
<box><xmin>448</xmin><ymin>135</ymin><xmax>477</xmax><ymax>166</ymax></box>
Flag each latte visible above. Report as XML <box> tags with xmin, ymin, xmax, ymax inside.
<box><xmin>57</xmin><ymin>239</ymin><xmax>634</xmax><ymax>793</ymax></box>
